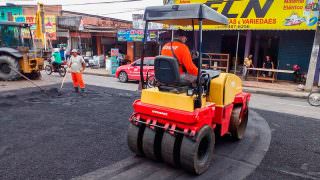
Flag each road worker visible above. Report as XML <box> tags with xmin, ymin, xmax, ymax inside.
<box><xmin>161</xmin><ymin>29</ymin><xmax>198</xmax><ymax>83</ymax></box>
<box><xmin>68</xmin><ymin>49</ymin><xmax>86</xmax><ymax>93</ymax></box>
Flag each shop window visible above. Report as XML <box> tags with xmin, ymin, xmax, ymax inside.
<box><xmin>7</xmin><ymin>12</ymin><xmax>13</xmax><ymax>21</ymax></box>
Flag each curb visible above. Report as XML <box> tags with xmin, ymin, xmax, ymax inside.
<box><xmin>243</xmin><ymin>87</ymin><xmax>309</xmax><ymax>99</ymax></box>
<box><xmin>82</xmin><ymin>72</ymin><xmax>309</xmax><ymax>99</ymax></box>
<box><xmin>83</xmin><ymin>72</ymin><xmax>115</xmax><ymax>78</ymax></box>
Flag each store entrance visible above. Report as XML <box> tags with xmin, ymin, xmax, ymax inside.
<box><xmin>221</xmin><ymin>33</ymin><xmax>246</xmax><ymax>71</ymax></box>
<box><xmin>134</xmin><ymin>42</ymin><xmax>159</xmax><ymax>60</ymax></box>
<box><xmin>253</xmin><ymin>34</ymin><xmax>280</xmax><ymax>68</ymax></box>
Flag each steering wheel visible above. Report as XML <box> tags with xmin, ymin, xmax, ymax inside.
<box><xmin>191</xmin><ymin>51</ymin><xmax>199</xmax><ymax>58</ymax></box>
<box><xmin>200</xmin><ymin>72</ymin><xmax>211</xmax><ymax>95</ymax></box>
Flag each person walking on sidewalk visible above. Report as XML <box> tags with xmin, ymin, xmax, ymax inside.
<box><xmin>242</xmin><ymin>54</ymin><xmax>254</xmax><ymax>80</ymax></box>
<box><xmin>69</xmin><ymin>49</ymin><xmax>86</xmax><ymax>93</ymax></box>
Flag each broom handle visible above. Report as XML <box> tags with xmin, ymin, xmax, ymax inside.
<box><xmin>9</xmin><ymin>66</ymin><xmax>45</xmax><ymax>91</ymax></box>
<box><xmin>60</xmin><ymin>68</ymin><xmax>69</xmax><ymax>89</ymax></box>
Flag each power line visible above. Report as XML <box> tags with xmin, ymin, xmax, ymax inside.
<box><xmin>63</xmin><ymin>0</ymin><xmax>143</xmax><ymax>6</ymax></box>
<box><xmin>99</xmin><ymin>8</ymin><xmax>144</xmax><ymax>15</ymax></box>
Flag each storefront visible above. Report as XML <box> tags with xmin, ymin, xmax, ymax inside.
<box><xmin>0</xmin><ymin>5</ymin><xmax>61</xmax><ymax>49</ymax></box>
<box><xmin>69</xmin><ymin>32</ymin><xmax>92</xmax><ymax>54</ymax></box>
<box><xmin>200</xmin><ymin>30</ymin><xmax>316</xmax><ymax>80</ymax></box>
<box><xmin>117</xmin><ymin>29</ymin><xmax>159</xmax><ymax>61</ymax></box>
<box><xmin>170</xmin><ymin>0</ymin><xmax>319</xmax><ymax>81</ymax></box>
<box><xmin>56</xmin><ymin>29</ymin><xmax>69</xmax><ymax>47</ymax></box>
<box><xmin>90</xmin><ymin>31</ymin><xmax>120</xmax><ymax>56</ymax></box>
<box><xmin>0</xmin><ymin>6</ymin><xmax>23</xmax><ymax>21</ymax></box>
<box><xmin>58</xmin><ymin>11</ymin><xmax>132</xmax><ymax>57</ymax></box>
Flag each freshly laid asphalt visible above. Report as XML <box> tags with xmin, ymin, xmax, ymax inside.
<box><xmin>0</xmin><ymin>84</ymin><xmax>319</xmax><ymax>180</ymax></box>
<box><xmin>0</xmin><ymin>85</ymin><xmax>138</xmax><ymax>180</ymax></box>
<box><xmin>246</xmin><ymin>109</ymin><xmax>320</xmax><ymax>180</ymax></box>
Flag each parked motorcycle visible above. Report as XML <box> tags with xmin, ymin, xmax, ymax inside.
<box><xmin>293</xmin><ymin>64</ymin><xmax>306</xmax><ymax>84</ymax></box>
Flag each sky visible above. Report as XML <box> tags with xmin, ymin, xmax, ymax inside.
<box><xmin>0</xmin><ymin>0</ymin><xmax>163</xmax><ymax>21</ymax></box>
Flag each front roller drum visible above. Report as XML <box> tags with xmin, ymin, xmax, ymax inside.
<box><xmin>229</xmin><ymin>106</ymin><xmax>249</xmax><ymax>140</ymax></box>
<box><xmin>161</xmin><ymin>132</ymin><xmax>183</xmax><ymax>167</ymax></box>
<box><xmin>180</xmin><ymin>126</ymin><xmax>215</xmax><ymax>175</ymax></box>
<box><xmin>127</xmin><ymin>123</ymin><xmax>145</xmax><ymax>156</ymax></box>
<box><xmin>142</xmin><ymin>127</ymin><xmax>163</xmax><ymax>161</ymax></box>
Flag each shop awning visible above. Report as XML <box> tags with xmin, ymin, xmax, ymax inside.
<box><xmin>143</xmin><ymin>4</ymin><xmax>228</xmax><ymax>26</ymax></box>
<box><xmin>58</xmin><ymin>16</ymin><xmax>82</xmax><ymax>31</ymax></box>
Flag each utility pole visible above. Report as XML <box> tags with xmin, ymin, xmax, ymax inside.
<box><xmin>305</xmin><ymin>26</ymin><xmax>320</xmax><ymax>91</ymax></box>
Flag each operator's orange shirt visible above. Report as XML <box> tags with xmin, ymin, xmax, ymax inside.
<box><xmin>161</xmin><ymin>41</ymin><xmax>198</xmax><ymax>76</ymax></box>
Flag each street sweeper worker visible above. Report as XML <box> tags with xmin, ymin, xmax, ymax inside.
<box><xmin>161</xmin><ymin>29</ymin><xmax>198</xmax><ymax>83</ymax></box>
<box><xmin>68</xmin><ymin>49</ymin><xmax>86</xmax><ymax>93</ymax></box>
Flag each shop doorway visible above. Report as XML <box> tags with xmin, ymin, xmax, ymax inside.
<box><xmin>134</xmin><ymin>42</ymin><xmax>159</xmax><ymax>60</ymax></box>
<box><xmin>221</xmin><ymin>33</ymin><xmax>246</xmax><ymax>71</ymax></box>
<box><xmin>92</xmin><ymin>36</ymin><xmax>98</xmax><ymax>55</ymax></box>
<box><xmin>253</xmin><ymin>34</ymin><xmax>280</xmax><ymax>68</ymax></box>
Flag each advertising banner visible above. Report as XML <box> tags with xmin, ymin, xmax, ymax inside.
<box><xmin>111</xmin><ymin>48</ymin><xmax>119</xmax><ymax>57</ymax></box>
<box><xmin>172</xmin><ymin>0</ymin><xmax>319</xmax><ymax>30</ymax></box>
<box><xmin>13</xmin><ymin>15</ymin><xmax>57</xmax><ymax>40</ymax></box>
<box><xmin>117</xmin><ymin>30</ymin><xmax>158</xmax><ymax>42</ymax></box>
<box><xmin>132</xmin><ymin>14</ymin><xmax>164</xmax><ymax>30</ymax></box>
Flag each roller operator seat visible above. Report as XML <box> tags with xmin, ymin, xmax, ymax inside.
<box><xmin>154</xmin><ymin>55</ymin><xmax>191</xmax><ymax>92</ymax></box>
<box><xmin>154</xmin><ymin>56</ymin><xmax>221</xmax><ymax>93</ymax></box>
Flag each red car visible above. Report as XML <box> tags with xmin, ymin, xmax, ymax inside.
<box><xmin>115</xmin><ymin>57</ymin><xmax>155</xmax><ymax>83</ymax></box>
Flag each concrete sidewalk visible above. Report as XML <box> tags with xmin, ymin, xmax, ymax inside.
<box><xmin>243</xmin><ymin>86</ymin><xmax>309</xmax><ymax>99</ymax></box>
<box><xmin>83</xmin><ymin>68</ymin><xmax>114</xmax><ymax>77</ymax></box>
<box><xmin>242</xmin><ymin>80</ymin><xmax>311</xmax><ymax>99</ymax></box>
<box><xmin>83</xmin><ymin>68</ymin><xmax>314</xmax><ymax>99</ymax></box>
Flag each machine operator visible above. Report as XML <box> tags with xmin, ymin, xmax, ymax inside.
<box><xmin>161</xmin><ymin>29</ymin><xmax>198</xmax><ymax>83</ymax></box>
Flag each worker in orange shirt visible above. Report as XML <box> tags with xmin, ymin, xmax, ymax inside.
<box><xmin>161</xmin><ymin>29</ymin><xmax>198</xmax><ymax>83</ymax></box>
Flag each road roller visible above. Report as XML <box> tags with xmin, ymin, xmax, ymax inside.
<box><xmin>127</xmin><ymin>4</ymin><xmax>251</xmax><ymax>175</ymax></box>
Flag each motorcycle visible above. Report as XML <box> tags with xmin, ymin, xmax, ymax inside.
<box><xmin>45</xmin><ymin>58</ymin><xmax>67</xmax><ymax>77</ymax></box>
<box><xmin>293</xmin><ymin>64</ymin><xmax>306</xmax><ymax>84</ymax></box>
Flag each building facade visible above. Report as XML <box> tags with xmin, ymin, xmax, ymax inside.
<box><xmin>0</xmin><ymin>4</ymin><xmax>132</xmax><ymax>59</ymax></box>
<box><xmin>171</xmin><ymin>0</ymin><xmax>320</xmax><ymax>83</ymax></box>
<box><xmin>0</xmin><ymin>4</ymin><xmax>62</xmax><ymax>49</ymax></box>
<box><xmin>58</xmin><ymin>11</ymin><xmax>132</xmax><ymax>57</ymax></box>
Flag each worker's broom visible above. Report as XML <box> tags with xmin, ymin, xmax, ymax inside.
<box><xmin>58</xmin><ymin>68</ymin><xmax>69</xmax><ymax>96</ymax></box>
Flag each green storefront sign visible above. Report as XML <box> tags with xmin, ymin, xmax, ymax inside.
<box><xmin>0</xmin><ymin>6</ymin><xmax>23</xmax><ymax>21</ymax></box>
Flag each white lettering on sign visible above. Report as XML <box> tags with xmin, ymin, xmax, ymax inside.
<box><xmin>152</xmin><ymin>110</ymin><xmax>168</xmax><ymax>116</ymax></box>
<box><xmin>162</xmin><ymin>46</ymin><xmax>179</xmax><ymax>50</ymax></box>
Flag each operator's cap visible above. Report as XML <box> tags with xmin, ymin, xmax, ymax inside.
<box><xmin>54</xmin><ymin>48</ymin><xmax>59</xmax><ymax>52</ymax></box>
<box><xmin>71</xmin><ymin>49</ymin><xmax>78</xmax><ymax>53</ymax></box>
<box><xmin>175</xmin><ymin>29</ymin><xmax>187</xmax><ymax>37</ymax></box>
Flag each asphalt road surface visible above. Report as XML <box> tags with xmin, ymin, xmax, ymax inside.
<box><xmin>0</xmin><ymin>77</ymin><xmax>320</xmax><ymax>180</ymax></box>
